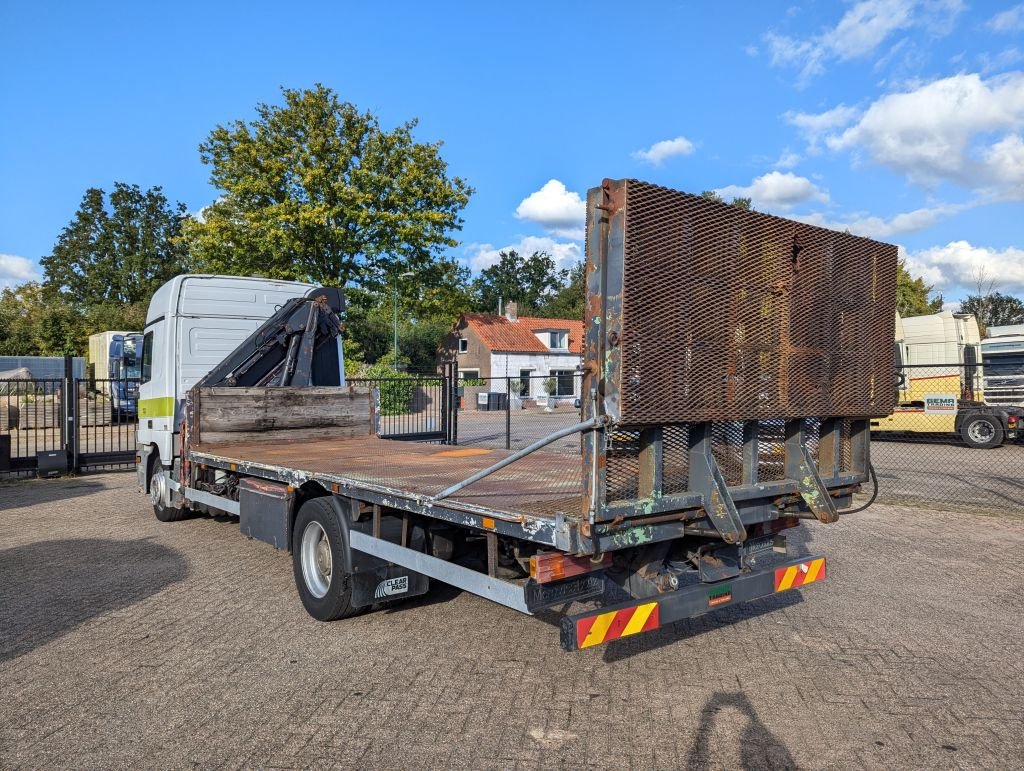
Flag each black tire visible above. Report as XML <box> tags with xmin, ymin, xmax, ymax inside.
<box><xmin>959</xmin><ymin>414</ymin><xmax>1003</xmax><ymax>449</ymax></box>
<box><xmin>150</xmin><ymin>453</ymin><xmax>187</xmax><ymax>522</ymax></box>
<box><xmin>291</xmin><ymin>497</ymin><xmax>357</xmax><ymax>621</ymax></box>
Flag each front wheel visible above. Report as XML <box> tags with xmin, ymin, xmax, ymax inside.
<box><xmin>960</xmin><ymin>414</ymin><xmax>1003</xmax><ymax>449</ymax></box>
<box><xmin>150</xmin><ymin>458</ymin><xmax>187</xmax><ymax>522</ymax></box>
<box><xmin>291</xmin><ymin>497</ymin><xmax>358</xmax><ymax>621</ymax></box>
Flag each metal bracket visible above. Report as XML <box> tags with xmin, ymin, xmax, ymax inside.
<box><xmin>689</xmin><ymin>423</ymin><xmax>747</xmax><ymax>544</ymax></box>
<box><xmin>348</xmin><ymin>530</ymin><xmax>531</xmax><ymax>614</ymax></box>
<box><xmin>785</xmin><ymin>421</ymin><xmax>839</xmax><ymax>523</ymax></box>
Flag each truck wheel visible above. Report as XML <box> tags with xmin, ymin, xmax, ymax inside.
<box><xmin>150</xmin><ymin>456</ymin><xmax>187</xmax><ymax>522</ymax></box>
<box><xmin>960</xmin><ymin>414</ymin><xmax>1003</xmax><ymax>449</ymax></box>
<box><xmin>292</xmin><ymin>497</ymin><xmax>357</xmax><ymax>621</ymax></box>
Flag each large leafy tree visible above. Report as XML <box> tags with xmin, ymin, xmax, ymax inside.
<box><xmin>470</xmin><ymin>250</ymin><xmax>568</xmax><ymax>314</ymax></box>
<box><xmin>960</xmin><ymin>292</ymin><xmax>1024</xmax><ymax>329</ymax></box>
<box><xmin>41</xmin><ymin>183</ymin><xmax>189</xmax><ymax>306</ymax></box>
<box><xmin>537</xmin><ymin>261</ymin><xmax>585</xmax><ymax>319</ymax></box>
<box><xmin>896</xmin><ymin>259</ymin><xmax>943</xmax><ymax>317</ymax></box>
<box><xmin>0</xmin><ymin>283</ymin><xmax>85</xmax><ymax>356</ymax></box>
<box><xmin>184</xmin><ymin>84</ymin><xmax>473</xmax><ymax>286</ymax></box>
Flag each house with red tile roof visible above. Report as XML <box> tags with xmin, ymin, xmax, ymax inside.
<box><xmin>438</xmin><ymin>302</ymin><xmax>583</xmax><ymax>405</ymax></box>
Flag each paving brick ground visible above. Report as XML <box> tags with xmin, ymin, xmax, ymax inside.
<box><xmin>1</xmin><ymin>472</ymin><xmax>1022</xmax><ymax>769</ymax></box>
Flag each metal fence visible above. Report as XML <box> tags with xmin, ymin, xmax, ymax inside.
<box><xmin>367</xmin><ymin>368</ymin><xmax>1022</xmax><ymax>516</ymax></box>
<box><xmin>0</xmin><ymin>359</ymin><xmax>140</xmax><ymax>477</ymax></box>
<box><xmin>3</xmin><ymin>359</ymin><xmax>1021</xmax><ymax>516</ymax></box>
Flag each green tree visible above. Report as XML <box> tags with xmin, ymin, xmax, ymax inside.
<box><xmin>537</xmin><ymin>261</ymin><xmax>585</xmax><ymax>319</ymax></box>
<box><xmin>700</xmin><ymin>190</ymin><xmax>754</xmax><ymax>210</ymax></box>
<box><xmin>41</xmin><ymin>184</ymin><xmax>189</xmax><ymax>306</ymax></box>
<box><xmin>960</xmin><ymin>292</ymin><xmax>1024</xmax><ymax>329</ymax></box>
<box><xmin>184</xmin><ymin>84</ymin><xmax>473</xmax><ymax>287</ymax></box>
<box><xmin>0</xmin><ymin>283</ymin><xmax>86</xmax><ymax>356</ymax></box>
<box><xmin>896</xmin><ymin>259</ymin><xmax>943</xmax><ymax>317</ymax></box>
<box><xmin>470</xmin><ymin>250</ymin><xmax>568</xmax><ymax>314</ymax></box>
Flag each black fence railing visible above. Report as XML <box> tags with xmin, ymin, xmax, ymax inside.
<box><xmin>0</xmin><ymin>361</ymin><xmax>140</xmax><ymax>478</ymax></box>
<box><xmin>4</xmin><ymin>359</ymin><xmax>1021</xmax><ymax>516</ymax></box>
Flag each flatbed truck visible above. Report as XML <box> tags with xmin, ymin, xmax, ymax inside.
<box><xmin>137</xmin><ymin>179</ymin><xmax>898</xmax><ymax>650</ymax></box>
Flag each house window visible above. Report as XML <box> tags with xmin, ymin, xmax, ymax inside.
<box><xmin>551</xmin><ymin>370</ymin><xmax>576</xmax><ymax>396</ymax></box>
<box><xmin>458</xmin><ymin>338</ymin><xmax>469</xmax><ymax>353</ymax></box>
<box><xmin>548</xmin><ymin>330</ymin><xmax>568</xmax><ymax>350</ymax></box>
<box><xmin>459</xmin><ymin>369</ymin><xmax>480</xmax><ymax>384</ymax></box>
<box><xmin>519</xmin><ymin>369</ymin><xmax>532</xmax><ymax>397</ymax></box>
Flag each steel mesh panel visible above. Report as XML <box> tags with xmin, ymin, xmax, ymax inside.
<box><xmin>840</xmin><ymin>418</ymin><xmax>853</xmax><ymax>473</ymax></box>
<box><xmin>609</xmin><ymin>180</ymin><xmax>897</xmax><ymax>423</ymax></box>
<box><xmin>605</xmin><ymin>430</ymin><xmax>640</xmax><ymax>502</ymax></box>
<box><xmin>662</xmin><ymin>425</ymin><xmax>689</xmax><ymax>495</ymax></box>
<box><xmin>757</xmin><ymin>421</ymin><xmax>787</xmax><ymax>483</ymax></box>
<box><xmin>711</xmin><ymin>422</ymin><xmax>744</xmax><ymax>486</ymax></box>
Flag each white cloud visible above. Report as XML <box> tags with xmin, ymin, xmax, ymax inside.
<box><xmin>466</xmin><ymin>236</ymin><xmax>582</xmax><ymax>274</ymax></box>
<box><xmin>764</xmin><ymin>0</ymin><xmax>964</xmax><ymax>84</ymax></box>
<box><xmin>902</xmin><ymin>240</ymin><xmax>1024</xmax><ymax>296</ymax></box>
<box><xmin>794</xmin><ymin>200</ymin><xmax>973</xmax><ymax>239</ymax></box>
<box><xmin>631</xmin><ymin>136</ymin><xmax>696</xmax><ymax>165</ymax></box>
<box><xmin>514</xmin><ymin>180</ymin><xmax>585</xmax><ymax>239</ymax></box>
<box><xmin>823</xmin><ymin>72</ymin><xmax>1024</xmax><ymax>196</ymax></box>
<box><xmin>0</xmin><ymin>254</ymin><xmax>40</xmax><ymax>289</ymax></box>
<box><xmin>784</xmin><ymin>104</ymin><xmax>860</xmax><ymax>152</ymax></box>
<box><xmin>716</xmin><ymin>171</ymin><xmax>828</xmax><ymax>209</ymax></box>
<box><xmin>978</xmin><ymin>46</ymin><xmax>1024</xmax><ymax>74</ymax></box>
<box><xmin>986</xmin><ymin>3</ymin><xmax>1024</xmax><ymax>32</ymax></box>
<box><xmin>774</xmin><ymin>148</ymin><xmax>802</xmax><ymax>169</ymax></box>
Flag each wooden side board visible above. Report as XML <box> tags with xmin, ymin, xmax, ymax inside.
<box><xmin>194</xmin><ymin>386</ymin><xmax>376</xmax><ymax>444</ymax></box>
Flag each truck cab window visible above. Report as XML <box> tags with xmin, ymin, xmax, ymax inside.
<box><xmin>141</xmin><ymin>331</ymin><xmax>153</xmax><ymax>384</ymax></box>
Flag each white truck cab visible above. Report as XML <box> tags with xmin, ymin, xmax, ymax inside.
<box><xmin>137</xmin><ymin>275</ymin><xmax>316</xmax><ymax>492</ymax></box>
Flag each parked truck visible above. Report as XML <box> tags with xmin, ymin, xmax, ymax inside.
<box><xmin>981</xmin><ymin>325</ymin><xmax>1024</xmax><ymax>408</ymax></box>
<box><xmin>871</xmin><ymin>311</ymin><xmax>1022</xmax><ymax>448</ymax></box>
<box><xmin>137</xmin><ymin>179</ymin><xmax>898</xmax><ymax>650</ymax></box>
<box><xmin>88</xmin><ymin>331</ymin><xmax>144</xmax><ymax>419</ymax></box>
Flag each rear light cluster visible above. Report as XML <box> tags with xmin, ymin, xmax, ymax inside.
<box><xmin>530</xmin><ymin>552</ymin><xmax>612</xmax><ymax>584</ymax></box>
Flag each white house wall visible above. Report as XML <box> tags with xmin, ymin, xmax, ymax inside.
<box><xmin>488</xmin><ymin>352</ymin><xmax>582</xmax><ymax>404</ymax></box>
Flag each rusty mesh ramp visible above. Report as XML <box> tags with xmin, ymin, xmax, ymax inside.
<box><xmin>588</xmin><ymin>179</ymin><xmax>898</xmax><ymax>423</ymax></box>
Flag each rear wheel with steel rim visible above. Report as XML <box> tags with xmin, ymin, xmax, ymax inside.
<box><xmin>291</xmin><ymin>497</ymin><xmax>356</xmax><ymax>621</ymax></box>
<box><xmin>960</xmin><ymin>414</ymin><xmax>1003</xmax><ymax>449</ymax></box>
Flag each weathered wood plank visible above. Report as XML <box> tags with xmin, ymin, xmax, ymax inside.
<box><xmin>200</xmin><ymin>425</ymin><xmax>371</xmax><ymax>445</ymax></box>
<box><xmin>195</xmin><ymin>386</ymin><xmax>376</xmax><ymax>440</ymax></box>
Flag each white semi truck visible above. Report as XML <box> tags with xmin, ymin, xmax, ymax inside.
<box><xmin>871</xmin><ymin>310</ymin><xmax>1022</xmax><ymax>447</ymax></box>
<box><xmin>981</xmin><ymin>324</ymin><xmax>1024</xmax><ymax>408</ymax></box>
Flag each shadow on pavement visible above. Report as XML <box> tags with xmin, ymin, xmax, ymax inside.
<box><xmin>0</xmin><ymin>537</ymin><xmax>188</xmax><ymax>662</ymax></box>
<box><xmin>686</xmin><ymin>691</ymin><xmax>796</xmax><ymax>770</ymax></box>
<box><xmin>0</xmin><ymin>478</ymin><xmax>110</xmax><ymax>511</ymax></box>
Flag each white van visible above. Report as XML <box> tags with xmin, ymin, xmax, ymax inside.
<box><xmin>137</xmin><ymin>275</ymin><xmax>316</xmax><ymax>497</ymax></box>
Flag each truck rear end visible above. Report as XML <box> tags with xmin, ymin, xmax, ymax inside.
<box><xmin>146</xmin><ymin>178</ymin><xmax>898</xmax><ymax>651</ymax></box>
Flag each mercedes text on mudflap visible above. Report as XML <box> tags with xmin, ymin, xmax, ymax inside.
<box><xmin>136</xmin><ymin>179</ymin><xmax>897</xmax><ymax>650</ymax></box>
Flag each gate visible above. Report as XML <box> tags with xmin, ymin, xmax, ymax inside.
<box><xmin>0</xmin><ymin>356</ymin><xmax>139</xmax><ymax>477</ymax></box>
<box><xmin>350</xmin><ymin>361</ymin><xmax>458</xmax><ymax>444</ymax></box>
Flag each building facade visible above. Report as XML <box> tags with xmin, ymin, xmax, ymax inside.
<box><xmin>438</xmin><ymin>303</ymin><xmax>583</xmax><ymax>406</ymax></box>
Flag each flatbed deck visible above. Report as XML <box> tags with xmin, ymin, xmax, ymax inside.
<box><xmin>190</xmin><ymin>435</ymin><xmax>584</xmax><ymax>545</ymax></box>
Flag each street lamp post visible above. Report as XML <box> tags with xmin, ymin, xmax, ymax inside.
<box><xmin>393</xmin><ymin>271</ymin><xmax>414</xmax><ymax>371</ymax></box>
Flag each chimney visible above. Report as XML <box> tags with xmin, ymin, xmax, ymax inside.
<box><xmin>506</xmin><ymin>301</ymin><xmax>518</xmax><ymax>322</ymax></box>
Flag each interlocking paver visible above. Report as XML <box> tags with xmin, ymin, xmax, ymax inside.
<box><xmin>0</xmin><ymin>472</ymin><xmax>1022</xmax><ymax>769</ymax></box>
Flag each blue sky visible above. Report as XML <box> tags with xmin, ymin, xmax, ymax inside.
<box><xmin>1</xmin><ymin>0</ymin><xmax>1023</xmax><ymax>303</ymax></box>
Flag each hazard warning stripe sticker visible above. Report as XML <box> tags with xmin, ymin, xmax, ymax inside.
<box><xmin>774</xmin><ymin>558</ymin><xmax>826</xmax><ymax>592</ymax></box>
<box><xmin>576</xmin><ymin>602</ymin><xmax>660</xmax><ymax>649</ymax></box>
